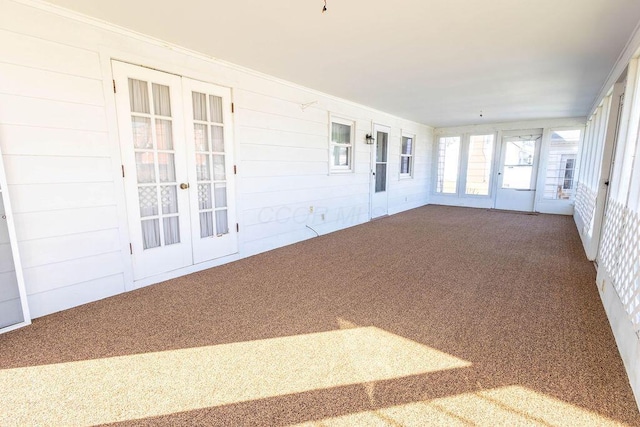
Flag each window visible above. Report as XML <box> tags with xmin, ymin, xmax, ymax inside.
<box><xmin>543</xmin><ymin>130</ymin><xmax>580</xmax><ymax>200</ymax></box>
<box><xmin>330</xmin><ymin>117</ymin><xmax>355</xmax><ymax>172</ymax></box>
<box><xmin>465</xmin><ymin>134</ymin><xmax>494</xmax><ymax>195</ymax></box>
<box><xmin>400</xmin><ymin>133</ymin><xmax>415</xmax><ymax>177</ymax></box>
<box><xmin>436</xmin><ymin>136</ymin><xmax>461</xmax><ymax>194</ymax></box>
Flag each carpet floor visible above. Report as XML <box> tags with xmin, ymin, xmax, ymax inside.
<box><xmin>0</xmin><ymin>205</ymin><xmax>639</xmax><ymax>426</ymax></box>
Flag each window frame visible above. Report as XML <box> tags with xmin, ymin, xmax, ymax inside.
<box><xmin>434</xmin><ymin>134</ymin><xmax>463</xmax><ymax>195</ymax></box>
<box><xmin>329</xmin><ymin>115</ymin><xmax>356</xmax><ymax>173</ymax></box>
<box><xmin>464</xmin><ymin>133</ymin><xmax>496</xmax><ymax>197</ymax></box>
<box><xmin>400</xmin><ymin>131</ymin><xmax>416</xmax><ymax>179</ymax></box>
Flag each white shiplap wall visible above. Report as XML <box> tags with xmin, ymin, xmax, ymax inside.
<box><xmin>0</xmin><ymin>0</ymin><xmax>432</xmax><ymax>318</ymax></box>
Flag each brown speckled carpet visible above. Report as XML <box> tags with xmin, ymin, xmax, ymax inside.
<box><xmin>1</xmin><ymin>205</ymin><xmax>639</xmax><ymax>426</ymax></box>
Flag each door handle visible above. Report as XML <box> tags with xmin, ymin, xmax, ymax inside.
<box><xmin>180</xmin><ymin>183</ymin><xmax>190</xmax><ymax>190</ymax></box>
<box><xmin>604</xmin><ymin>180</ymin><xmax>610</xmax><ymax>186</ymax></box>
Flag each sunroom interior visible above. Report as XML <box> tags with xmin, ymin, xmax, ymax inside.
<box><xmin>2</xmin><ymin>0</ymin><xmax>640</xmax><ymax>425</ymax></box>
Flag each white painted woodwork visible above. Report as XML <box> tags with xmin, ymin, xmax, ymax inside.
<box><xmin>370</xmin><ymin>124</ymin><xmax>390</xmax><ymax>219</ymax></box>
<box><xmin>0</xmin><ymin>0</ymin><xmax>431</xmax><ymax>317</ymax></box>
<box><xmin>0</xmin><ymin>140</ymin><xmax>30</xmax><ymax>334</ymax></box>
<box><xmin>494</xmin><ymin>134</ymin><xmax>542</xmax><ymax>212</ymax></box>
<box><xmin>112</xmin><ymin>62</ymin><xmax>193</xmax><ymax>280</ymax></box>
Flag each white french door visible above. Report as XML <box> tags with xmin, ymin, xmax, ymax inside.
<box><xmin>494</xmin><ymin>134</ymin><xmax>542</xmax><ymax>212</ymax></box>
<box><xmin>113</xmin><ymin>61</ymin><xmax>237</xmax><ymax>280</ymax></box>
<box><xmin>371</xmin><ymin>124</ymin><xmax>390</xmax><ymax>219</ymax></box>
<box><xmin>182</xmin><ymin>78</ymin><xmax>238</xmax><ymax>264</ymax></box>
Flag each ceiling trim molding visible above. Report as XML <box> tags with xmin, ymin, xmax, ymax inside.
<box><xmin>588</xmin><ymin>19</ymin><xmax>640</xmax><ymax>118</ymax></box>
<box><xmin>8</xmin><ymin>0</ymin><xmax>434</xmax><ymax>130</ymax></box>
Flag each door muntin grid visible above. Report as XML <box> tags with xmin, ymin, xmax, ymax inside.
<box><xmin>129</xmin><ymin>78</ymin><xmax>181</xmax><ymax>250</ymax></box>
<box><xmin>192</xmin><ymin>91</ymin><xmax>230</xmax><ymax>238</ymax></box>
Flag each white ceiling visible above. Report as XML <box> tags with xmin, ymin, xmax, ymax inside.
<box><xmin>45</xmin><ymin>0</ymin><xmax>640</xmax><ymax>127</ymax></box>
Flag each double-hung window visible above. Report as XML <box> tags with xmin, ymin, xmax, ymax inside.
<box><xmin>400</xmin><ymin>133</ymin><xmax>415</xmax><ymax>178</ymax></box>
<box><xmin>330</xmin><ymin>117</ymin><xmax>355</xmax><ymax>172</ymax></box>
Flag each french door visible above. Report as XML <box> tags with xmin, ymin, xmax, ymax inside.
<box><xmin>494</xmin><ymin>134</ymin><xmax>542</xmax><ymax>212</ymax></box>
<box><xmin>113</xmin><ymin>61</ymin><xmax>237</xmax><ymax>280</ymax></box>
<box><xmin>370</xmin><ymin>124</ymin><xmax>390</xmax><ymax>219</ymax></box>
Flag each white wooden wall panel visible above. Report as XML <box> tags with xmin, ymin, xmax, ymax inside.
<box><xmin>0</xmin><ymin>62</ymin><xmax>104</xmax><ymax>105</ymax></box>
<box><xmin>19</xmin><ymin>229</ymin><xmax>121</xmax><ymax>268</ymax></box>
<box><xmin>4</xmin><ymin>156</ymin><xmax>112</xmax><ymax>184</ymax></box>
<box><xmin>0</xmin><ymin>94</ymin><xmax>107</xmax><ymax>131</ymax></box>
<box><xmin>0</xmin><ymin>126</ymin><xmax>110</xmax><ymax>157</ymax></box>
<box><xmin>8</xmin><ymin>183</ymin><xmax>115</xmax><ymax>213</ymax></box>
<box><xmin>0</xmin><ymin>0</ymin><xmax>432</xmax><ymax>318</ymax></box>
<box><xmin>14</xmin><ymin>207</ymin><xmax>119</xmax><ymax>241</ymax></box>
<box><xmin>27</xmin><ymin>274</ymin><xmax>125</xmax><ymax>319</ymax></box>
<box><xmin>23</xmin><ymin>251</ymin><xmax>123</xmax><ymax>295</ymax></box>
<box><xmin>0</xmin><ymin>29</ymin><xmax>102</xmax><ymax>78</ymax></box>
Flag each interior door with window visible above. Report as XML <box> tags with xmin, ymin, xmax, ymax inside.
<box><xmin>495</xmin><ymin>134</ymin><xmax>542</xmax><ymax>212</ymax></box>
<box><xmin>371</xmin><ymin>124</ymin><xmax>390</xmax><ymax>218</ymax></box>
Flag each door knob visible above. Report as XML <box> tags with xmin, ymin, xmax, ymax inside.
<box><xmin>180</xmin><ymin>183</ymin><xmax>190</xmax><ymax>190</ymax></box>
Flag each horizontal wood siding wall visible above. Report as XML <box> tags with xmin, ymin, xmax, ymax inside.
<box><xmin>0</xmin><ymin>0</ymin><xmax>432</xmax><ymax>317</ymax></box>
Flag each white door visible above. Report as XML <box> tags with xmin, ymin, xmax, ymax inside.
<box><xmin>495</xmin><ymin>134</ymin><xmax>542</xmax><ymax>212</ymax></box>
<box><xmin>371</xmin><ymin>124</ymin><xmax>390</xmax><ymax>218</ymax></box>
<box><xmin>0</xmin><ymin>152</ymin><xmax>30</xmax><ymax>333</ymax></box>
<box><xmin>113</xmin><ymin>61</ymin><xmax>238</xmax><ymax>280</ymax></box>
<box><xmin>182</xmin><ymin>78</ymin><xmax>238</xmax><ymax>264</ymax></box>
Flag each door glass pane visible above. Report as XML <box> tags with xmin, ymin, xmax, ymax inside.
<box><xmin>543</xmin><ymin>130</ymin><xmax>581</xmax><ymax>200</ymax></box>
<box><xmin>128</xmin><ymin>79</ymin><xmax>150</xmax><ymax>114</ymax></box>
<box><xmin>161</xmin><ymin>186</ymin><xmax>178</xmax><ymax>214</ymax></box>
<box><xmin>163</xmin><ymin>217</ymin><xmax>180</xmax><ymax>245</ymax></box>
<box><xmin>437</xmin><ymin>136</ymin><xmax>461</xmax><ymax>194</ymax></box>
<box><xmin>210</xmin><ymin>95</ymin><xmax>223</xmax><ymax>123</ymax></box>
<box><xmin>375</xmin><ymin>164</ymin><xmax>387</xmax><ymax>192</ymax></box>
<box><xmin>158</xmin><ymin>153</ymin><xmax>176</xmax><ymax>182</ymax></box>
<box><xmin>216</xmin><ymin>210</ymin><xmax>229</xmax><ymax>235</ymax></box>
<box><xmin>152</xmin><ymin>84</ymin><xmax>171</xmax><ymax>117</ymax></box>
<box><xmin>138</xmin><ymin>186</ymin><xmax>158</xmax><ymax>217</ymax></box>
<box><xmin>141</xmin><ymin>219</ymin><xmax>161</xmax><ymax>249</ymax></box>
<box><xmin>376</xmin><ymin>132</ymin><xmax>388</xmax><ymax>162</ymax></box>
<box><xmin>213</xmin><ymin>155</ymin><xmax>226</xmax><ymax>180</ymax></box>
<box><xmin>132</xmin><ymin>117</ymin><xmax>152</xmax><ymax>149</ymax></box>
<box><xmin>196</xmin><ymin>154</ymin><xmax>211</xmax><ymax>181</ymax></box>
<box><xmin>198</xmin><ymin>184</ymin><xmax>212</xmax><ymax>210</ymax></box>
<box><xmin>200</xmin><ymin>212</ymin><xmax>214</xmax><ymax>238</ymax></box>
<box><xmin>194</xmin><ymin>124</ymin><xmax>209</xmax><ymax>151</ymax></box>
<box><xmin>214</xmin><ymin>183</ymin><xmax>228</xmax><ymax>208</ymax></box>
<box><xmin>502</xmin><ymin>140</ymin><xmax>536</xmax><ymax>189</ymax></box>
<box><xmin>193</xmin><ymin>92</ymin><xmax>207</xmax><ymax>121</ymax></box>
<box><xmin>155</xmin><ymin>119</ymin><xmax>174</xmax><ymax>150</ymax></box>
<box><xmin>465</xmin><ymin>134</ymin><xmax>494</xmax><ymax>196</ymax></box>
<box><xmin>0</xmin><ymin>196</ymin><xmax>25</xmax><ymax>329</ymax></box>
<box><xmin>135</xmin><ymin>152</ymin><xmax>156</xmax><ymax>183</ymax></box>
<box><xmin>211</xmin><ymin>126</ymin><xmax>224</xmax><ymax>152</ymax></box>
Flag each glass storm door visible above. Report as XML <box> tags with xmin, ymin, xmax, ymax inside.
<box><xmin>0</xmin><ymin>155</ymin><xmax>30</xmax><ymax>333</ymax></box>
<box><xmin>494</xmin><ymin>134</ymin><xmax>542</xmax><ymax>212</ymax></box>
<box><xmin>113</xmin><ymin>61</ymin><xmax>193</xmax><ymax>280</ymax></box>
<box><xmin>182</xmin><ymin>79</ymin><xmax>238</xmax><ymax>264</ymax></box>
<box><xmin>371</xmin><ymin>124</ymin><xmax>390</xmax><ymax>219</ymax></box>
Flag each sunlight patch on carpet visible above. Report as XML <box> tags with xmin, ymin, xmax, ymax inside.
<box><xmin>292</xmin><ymin>385</ymin><xmax>627</xmax><ymax>427</ymax></box>
<box><xmin>0</xmin><ymin>326</ymin><xmax>469</xmax><ymax>426</ymax></box>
